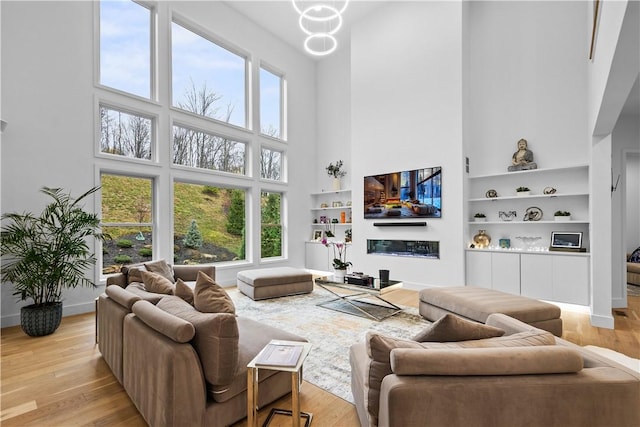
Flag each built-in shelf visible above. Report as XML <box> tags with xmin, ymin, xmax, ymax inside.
<box><xmin>468</xmin><ymin>163</ymin><xmax>588</xmax><ymax>180</ymax></box>
<box><xmin>469</xmin><ymin>192</ymin><xmax>588</xmax><ymax>202</ymax></box>
<box><xmin>468</xmin><ymin>220</ymin><xmax>589</xmax><ymax>225</ymax></box>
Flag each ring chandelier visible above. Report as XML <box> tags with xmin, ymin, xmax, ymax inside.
<box><xmin>291</xmin><ymin>0</ymin><xmax>350</xmax><ymax>56</ymax></box>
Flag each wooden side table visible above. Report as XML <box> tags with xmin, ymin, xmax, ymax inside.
<box><xmin>247</xmin><ymin>340</ymin><xmax>313</xmax><ymax>427</ymax></box>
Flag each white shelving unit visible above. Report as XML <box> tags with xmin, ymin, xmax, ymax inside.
<box><xmin>305</xmin><ymin>189</ymin><xmax>352</xmax><ymax>272</ymax></box>
<box><xmin>465</xmin><ymin>164</ymin><xmax>590</xmax><ymax>305</ymax></box>
<box><xmin>309</xmin><ymin>189</ymin><xmax>352</xmax><ymax>242</ymax></box>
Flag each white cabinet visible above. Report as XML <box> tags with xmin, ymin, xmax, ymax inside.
<box><xmin>520</xmin><ymin>253</ymin><xmax>589</xmax><ymax>305</ymax></box>
<box><xmin>466</xmin><ymin>249</ymin><xmax>590</xmax><ymax>305</ymax></box>
<box><xmin>305</xmin><ymin>242</ymin><xmax>331</xmax><ymax>271</ymax></box>
<box><xmin>467</xmin><ymin>165</ymin><xmax>590</xmax><ymax>251</ymax></box>
<box><xmin>466</xmin><ymin>251</ymin><xmax>520</xmax><ymax>294</ymax></box>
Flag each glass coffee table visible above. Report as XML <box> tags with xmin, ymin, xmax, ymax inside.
<box><xmin>315</xmin><ymin>278</ymin><xmax>403</xmax><ymax>321</ymax></box>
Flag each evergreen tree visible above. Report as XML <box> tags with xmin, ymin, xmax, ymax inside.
<box><xmin>261</xmin><ymin>193</ymin><xmax>282</xmax><ymax>258</ymax></box>
<box><xmin>226</xmin><ymin>189</ymin><xmax>245</xmax><ymax>235</ymax></box>
<box><xmin>183</xmin><ymin>219</ymin><xmax>203</xmax><ymax>249</ymax></box>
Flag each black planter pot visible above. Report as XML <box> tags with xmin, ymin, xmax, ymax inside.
<box><xmin>20</xmin><ymin>302</ymin><xmax>63</xmax><ymax>337</ymax></box>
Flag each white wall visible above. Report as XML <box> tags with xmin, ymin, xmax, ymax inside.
<box><xmin>0</xmin><ymin>1</ymin><xmax>316</xmax><ymax>327</ymax></box>
<box><xmin>350</xmin><ymin>1</ymin><xmax>465</xmax><ymax>288</ymax></box>
<box><xmin>466</xmin><ymin>1</ymin><xmax>589</xmax><ymax>175</ymax></box>
<box><xmin>626</xmin><ymin>152</ymin><xmax>640</xmax><ymax>253</ymax></box>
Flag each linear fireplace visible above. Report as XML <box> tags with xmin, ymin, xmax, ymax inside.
<box><xmin>367</xmin><ymin>239</ymin><xmax>439</xmax><ymax>259</ymax></box>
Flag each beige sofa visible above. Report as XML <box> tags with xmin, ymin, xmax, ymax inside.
<box><xmin>350</xmin><ymin>313</ymin><xmax>640</xmax><ymax>427</ymax></box>
<box><xmin>627</xmin><ymin>253</ymin><xmax>640</xmax><ymax>286</ymax></box>
<box><xmin>98</xmin><ymin>263</ymin><xmax>307</xmax><ymax>426</ymax></box>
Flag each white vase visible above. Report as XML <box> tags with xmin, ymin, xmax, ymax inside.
<box><xmin>555</xmin><ymin>215</ymin><xmax>571</xmax><ymax>221</ymax></box>
<box><xmin>333</xmin><ymin>178</ymin><xmax>341</xmax><ymax>191</ymax></box>
<box><xmin>333</xmin><ymin>268</ymin><xmax>346</xmax><ymax>283</ymax></box>
<box><xmin>516</xmin><ymin>191</ymin><xmax>530</xmax><ymax>196</ymax></box>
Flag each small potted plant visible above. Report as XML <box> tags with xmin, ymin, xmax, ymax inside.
<box><xmin>516</xmin><ymin>186</ymin><xmax>530</xmax><ymax>196</ymax></box>
<box><xmin>326</xmin><ymin>160</ymin><xmax>346</xmax><ymax>191</ymax></box>
<box><xmin>473</xmin><ymin>213</ymin><xmax>487</xmax><ymax>222</ymax></box>
<box><xmin>554</xmin><ymin>210</ymin><xmax>571</xmax><ymax>221</ymax></box>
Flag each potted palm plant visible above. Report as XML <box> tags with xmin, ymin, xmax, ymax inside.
<box><xmin>1</xmin><ymin>186</ymin><xmax>107</xmax><ymax>336</ymax></box>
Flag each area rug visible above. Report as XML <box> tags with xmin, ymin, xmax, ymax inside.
<box><xmin>227</xmin><ymin>287</ymin><xmax>430</xmax><ymax>403</ymax></box>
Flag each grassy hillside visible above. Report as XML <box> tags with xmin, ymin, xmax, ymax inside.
<box><xmin>101</xmin><ymin>175</ymin><xmax>242</xmax><ymax>252</ymax></box>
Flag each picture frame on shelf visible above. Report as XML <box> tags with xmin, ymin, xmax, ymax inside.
<box><xmin>312</xmin><ymin>230</ymin><xmax>323</xmax><ymax>241</ymax></box>
<box><xmin>550</xmin><ymin>231</ymin><xmax>583</xmax><ymax>250</ymax></box>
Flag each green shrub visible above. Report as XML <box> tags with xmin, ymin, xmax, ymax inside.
<box><xmin>183</xmin><ymin>220</ymin><xmax>203</xmax><ymax>249</ymax></box>
<box><xmin>114</xmin><ymin>255</ymin><xmax>132</xmax><ymax>263</ymax></box>
<box><xmin>116</xmin><ymin>239</ymin><xmax>133</xmax><ymax>248</ymax></box>
<box><xmin>202</xmin><ymin>186</ymin><xmax>219</xmax><ymax>196</ymax></box>
<box><xmin>138</xmin><ymin>247</ymin><xmax>153</xmax><ymax>257</ymax></box>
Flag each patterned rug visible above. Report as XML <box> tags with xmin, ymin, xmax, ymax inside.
<box><xmin>227</xmin><ymin>287</ymin><xmax>429</xmax><ymax>403</ymax></box>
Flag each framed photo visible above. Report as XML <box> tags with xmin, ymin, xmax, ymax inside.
<box><xmin>550</xmin><ymin>231</ymin><xmax>582</xmax><ymax>249</ymax></box>
<box><xmin>312</xmin><ymin>230</ymin><xmax>323</xmax><ymax>241</ymax></box>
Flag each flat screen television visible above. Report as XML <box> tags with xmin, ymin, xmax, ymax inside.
<box><xmin>364</xmin><ymin>166</ymin><xmax>442</xmax><ymax>219</ymax></box>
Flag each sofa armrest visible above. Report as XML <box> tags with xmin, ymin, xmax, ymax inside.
<box><xmin>132</xmin><ymin>300</ymin><xmax>195</xmax><ymax>343</ymax></box>
<box><xmin>173</xmin><ymin>264</ymin><xmax>215</xmax><ymax>282</ymax></box>
<box><xmin>106</xmin><ymin>285</ymin><xmax>141</xmax><ymax>310</ymax></box>
<box><xmin>106</xmin><ymin>273</ymin><xmax>127</xmax><ymax>288</ymax></box>
<box><xmin>390</xmin><ymin>346</ymin><xmax>583</xmax><ymax>376</ymax></box>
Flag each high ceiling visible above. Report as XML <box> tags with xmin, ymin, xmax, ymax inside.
<box><xmin>224</xmin><ymin>1</ymin><xmax>384</xmax><ymax>59</ymax></box>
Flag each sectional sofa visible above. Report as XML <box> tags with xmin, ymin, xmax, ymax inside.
<box><xmin>98</xmin><ymin>262</ymin><xmax>307</xmax><ymax>426</ymax></box>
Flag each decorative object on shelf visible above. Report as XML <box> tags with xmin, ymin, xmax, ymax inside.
<box><xmin>473</xmin><ymin>229</ymin><xmax>491</xmax><ymax>248</ymax></box>
<box><xmin>340</xmin><ymin>211</ymin><xmax>346</xmax><ymax>223</ymax></box>
<box><xmin>345</xmin><ymin>228</ymin><xmax>352</xmax><ymax>243</ymax></box>
<box><xmin>485</xmin><ymin>189</ymin><xmax>498</xmax><ymax>198</ymax></box>
<box><xmin>331</xmin><ymin>218</ymin><xmax>339</xmax><ymax>223</ymax></box>
<box><xmin>319</xmin><ymin>215</ymin><xmax>327</xmax><ymax>223</ymax></box>
<box><xmin>326</xmin><ymin>160</ymin><xmax>346</xmax><ymax>191</ymax></box>
<box><xmin>332</xmin><ymin>201</ymin><xmax>343</xmax><ymax>207</ymax></box>
<box><xmin>0</xmin><ymin>186</ymin><xmax>108</xmax><ymax>337</ymax></box>
<box><xmin>523</xmin><ymin>206</ymin><xmax>543</xmax><ymax>221</ymax></box>
<box><xmin>516</xmin><ymin>236</ymin><xmax>543</xmax><ymax>249</ymax></box>
<box><xmin>554</xmin><ymin>210</ymin><xmax>571</xmax><ymax>221</ymax></box>
<box><xmin>550</xmin><ymin>231</ymin><xmax>583</xmax><ymax>251</ymax></box>
<box><xmin>508</xmin><ymin>138</ymin><xmax>537</xmax><ymax>172</ymax></box>
<box><xmin>516</xmin><ymin>186</ymin><xmax>530</xmax><ymax>196</ymax></box>
<box><xmin>474</xmin><ymin>213</ymin><xmax>487</xmax><ymax>222</ymax></box>
<box><xmin>346</xmin><ymin>200</ymin><xmax>352</xmax><ymax>206</ymax></box>
<box><xmin>499</xmin><ymin>238</ymin><xmax>511</xmax><ymax>249</ymax></box>
<box><xmin>543</xmin><ymin>187</ymin><xmax>557</xmax><ymax>195</ymax></box>
<box><xmin>320</xmin><ymin>202</ymin><xmax>329</xmax><ymax>208</ymax></box>
<box><xmin>498</xmin><ymin>211</ymin><xmax>517</xmax><ymax>221</ymax></box>
<box><xmin>312</xmin><ymin>230</ymin><xmax>323</xmax><ymax>241</ymax></box>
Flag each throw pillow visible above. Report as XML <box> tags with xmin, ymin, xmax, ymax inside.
<box><xmin>193</xmin><ymin>271</ymin><xmax>235</xmax><ymax>314</ymax></box>
<box><xmin>122</xmin><ymin>264</ymin><xmax>146</xmax><ymax>285</ymax></box>
<box><xmin>140</xmin><ymin>270</ymin><xmax>175</xmax><ymax>295</ymax></box>
<box><xmin>175</xmin><ymin>278</ymin><xmax>195</xmax><ymax>305</ymax></box>
<box><xmin>144</xmin><ymin>259</ymin><xmax>175</xmax><ymax>282</ymax></box>
<box><xmin>412</xmin><ymin>313</ymin><xmax>505</xmax><ymax>342</ymax></box>
<box><xmin>630</xmin><ymin>247</ymin><xmax>640</xmax><ymax>263</ymax></box>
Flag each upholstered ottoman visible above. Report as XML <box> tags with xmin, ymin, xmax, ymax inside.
<box><xmin>237</xmin><ymin>267</ymin><xmax>313</xmax><ymax>300</ymax></box>
<box><xmin>419</xmin><ymin>286</ymin><xmax>563</xmax><ymax>336</ymax></box>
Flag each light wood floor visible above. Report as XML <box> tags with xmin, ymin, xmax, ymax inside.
<box><xmin>2</xmin><ymin>289</ymin><xmax>639</xmax><ymax>426</ymax></box>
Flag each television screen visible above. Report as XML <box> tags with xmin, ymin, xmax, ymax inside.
<box><xmin>364</xmin><ymin>167</ymin><xmax>442</xmax><ymax>219</ymax></box>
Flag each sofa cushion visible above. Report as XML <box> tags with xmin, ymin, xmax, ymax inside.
<box><xmin>193</xmin><ymin>271</ymin><xmax>235</xmax><ymax>314</ymax></box>
<box><xmin>122</xmin><ymin>264</ymin><xmax>146</xmax><ymax>285</ymax></box>
<box><xmin>175</xmin><ymin>278</ymin><xmax>194</xmax><ymax>304</ymax></box>
<box><xmin>141</xmin><ymin>270</ymin><xmax>175</xmax><ymax>295</ymax></box>
<box><xmin>390</xmin><ymin>346</ymin><xmax>583</xmax><ymax>376</ymax></box>
<box><xmin>124</xmin><ymin>283</ymin><xmax>165</xmax><ymax>304</ymax></box>
<box><xmin>144</xmin><ymin>259</ymin><xmax>175</xmax><ymax>282</ymax></box>
<box><xmin>105</xmin><ymin>284</ymin><xmax>141</xmax><ymax>310</ymax></box>
<box><xmin>364</xmin><ymin>328</ymin><xmax>555</xmax><ymax>426</ymax></box>
<box><xmin>132</xmin><ymin>300</ymin><xmax>195</xmax><ymax>343</ymax></box>
<box><xmin>412</xmin><ymin>313</ymin><xmax>505</xmax><ymax>342</ymax></box>
<box><xmin>156</xmin><ymin>296</ymin><xmax>239</xmax><ymax>386</ymax></box>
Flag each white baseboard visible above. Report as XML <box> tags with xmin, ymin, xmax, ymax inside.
<box><xmin>590</xmin><ymin>313</ymin><xmax>615</xmax><ymax>329</ymax></box>
<box><xmin>1</xmin><ymin>301</ymin><xmax>96</xmax><ymax>329</ymax></box>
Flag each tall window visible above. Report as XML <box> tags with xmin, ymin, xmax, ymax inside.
<box><xmin>260</xmin><ymin>67</ymin><xmax>282</xmax><ymax>138</ymax></box>
<box><xmin>261</xmin><ymin>148</ymin><xmax>282</xmax><ymax>181</ymax></box>
<box><xmin>172</xmin><ymin>125</ymin><xmax>246</xmax><ymax>174</ymax></box>
<box><xmin>101</xmin><ymin>174</ymin><xmax>153</xmax><ymax>273</ymax></box>
<box><xmin>173</xmin><ymin>182</ymin><xmax>246</xmax><ymax>264</ymax></box>
<box><xmin>100</xmin><ymin>0</ymin><xmax>151</xmax><ymax>99</ymax></box>
<box><xmin>261</xmin><ymin>192</ymin><xmax>282</xmax><ymax>259</ymax></box>
<box><xmin>100</xmin><ymin>106</ymin><xmax>152</xmax><ymax>160</ymax></box>
<box><xmin>172</xmin><ymin>21</ymin><xmax>246</xmax><ymax>127</ymax></box>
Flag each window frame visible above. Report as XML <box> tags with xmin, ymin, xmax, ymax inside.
<box><xmin>259</xmin><ymin>63</ymin><xmax>286</xmax><ymax>141</ymax></box>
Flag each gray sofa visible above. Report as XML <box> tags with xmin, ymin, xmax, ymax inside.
<box><xmin>98</xmin><ymin>263</ymin><xmax>307</xmax><ymax>426</ymax></box>
<box><xmin>350</xmin><ymin>313</ymin><xmax>640</xmax><ymax>427</ymax></box>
